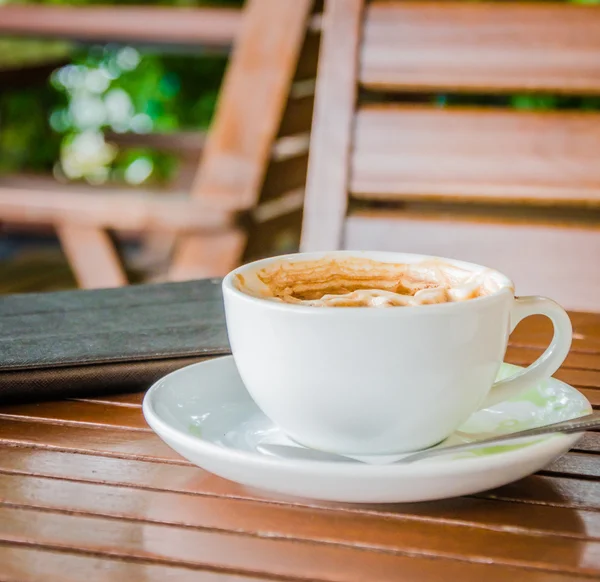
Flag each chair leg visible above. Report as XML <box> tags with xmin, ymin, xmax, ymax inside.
<box><xmin>56</xmin><ymin>224</ymin><xmax>128</xmax><ymax>289</ymax></box>
<box><xmin>168</xmin><ymin>229</ymin><xmax>246</xmax><ymax>281</ymax></box>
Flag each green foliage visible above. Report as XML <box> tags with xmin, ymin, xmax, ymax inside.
<box><xmin>0</xmin><ymin>77</ymin><xmax>65</xmax><ymax>173</ymax></box>
<box><xmin>0</xmin><ymin>41</ymin><xmax>229</xmax><ymax>183</ymax></box>
<box><xmin>511</xmin><ymin>94</ymin><xmax>600</xmax><ymax>111</ymax></box>
<box><xmin>0</xmin><ymin>38</ymin><xmax>72</xmax><ymax>68</ymax></box>
<box><xmin>45</xmin><ymin>44</ymin><xmax>229</xmax><ymax>184</ymax></box>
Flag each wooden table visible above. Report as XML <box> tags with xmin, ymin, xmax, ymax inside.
<box><xmin>0</xmin><ymin>313</ymin><xmax>599</xmax><ymax>581</ymax></box>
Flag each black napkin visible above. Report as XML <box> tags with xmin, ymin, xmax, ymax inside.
<box><xmin>0</xmin><ymin>279</ymin><xmax>231</xmax><ymax>403</ymax></box>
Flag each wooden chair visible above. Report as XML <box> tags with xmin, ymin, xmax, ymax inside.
<box><xmin>301</xmin><ymin>0</ymin><xmax>600</xmax><ymax>312</ymax></box>
<box><xmin>0</xmin><ymin>0</ymin><xmax>319</xmax><ymax>287</ymax></box>
<box><xmin>168</xmin><ymin>0</ymin><xmax>319</xmax><ymax>281</ymax></box>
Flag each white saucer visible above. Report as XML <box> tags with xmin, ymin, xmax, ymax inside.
<box><xmin>143</xmin><ymin>356</ymin><xmax>591</xmax><ymax>503</ymax></box>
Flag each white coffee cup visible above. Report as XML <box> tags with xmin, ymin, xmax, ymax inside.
<box><xmin>222</xmin><ymin>251</ymin><xmax>572</xmax><ymax>455</ymax></box>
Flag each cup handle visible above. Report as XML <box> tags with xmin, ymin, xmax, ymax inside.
<box><xmin>479</xmin><ymin>296</ymin><xmax>572</xmax><ymax>409</ymax></box>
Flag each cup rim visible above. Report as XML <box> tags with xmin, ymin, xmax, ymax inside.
<box><xmin>222</xmin><ymin>250</ymin><xmax>515</xmax><ymax>314</ymax></box>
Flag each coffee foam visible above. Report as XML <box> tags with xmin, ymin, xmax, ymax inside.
<box><xmin>235</xmin><ymin>257</ymin><xmax>511</xmax><ymax>308</ymax></box>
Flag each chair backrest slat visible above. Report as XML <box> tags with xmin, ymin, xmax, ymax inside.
<box><xmin>361</xmin><ymin>1</ymin><xmax>600</xmax><ymax>93</ymax></box>
<box><xmin>351</xmin><ymin>106</ymin><xmax>600</xmax><ymax>204</ymax></box>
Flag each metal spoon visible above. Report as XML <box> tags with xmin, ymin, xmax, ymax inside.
<box><xmin>257</xmin><ymin>411</ymin><xmax>599</xmax><ymax>464</ymax></box>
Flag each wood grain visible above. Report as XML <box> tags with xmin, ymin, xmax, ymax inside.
<box><xmin>0</xmin><ymin>310</ymin><xmax>599</xmax><ymax>577</ymax></box>
<box><xmin>0</xmin><ymin>457</ymin><xmax>598</xmax><ymax>541</ymax></box>
<box><xmin>345</xmin><ymin>211</ymin><xmax>600</xmax><ymax>313</ymax></box>
<box><xmin>360</xmin><ymin>1</ymin><xmax>600</xmax><ymax>94</ymax></box>
<box><xmin>0</xmin><ymin>543</ymin><xmax>270</xmax><ymax>582</ymax></box>
<box><xmin>2</xmin><ymin>505</ymin><xmax>582</xmax><ymax>582</ymax></box>
<box><xmin>300</xmin><ymin>0</ymin><xmax>363</xmax><ymax>251</ymax></box>
<box><xmin>552</xmin><ymin>369</ymin><xmax>600</xmax><ymax>389</ymax></box>
<box><xmin>0</xmin><ymin>419</ymin><xmax>185</xmax><ymax>463</ymax></box>
<box><xmin>0</xmin><ymin>4</ymin><xmax>242</xmax><ymax>46</ymax></box>
<box><xmin>1</xmin><ymin>472</ymin><xmax>600</xmax><ymax>574</ymax></box>
<box><xmin>351</xmin><ymin>107</ymin><xmax>600</xmax><ymax>205</ymax></box>
<box><xmin>0</xmin><ymin>401</ymin><xmax>151</xmax><ymax>430</ymax></box>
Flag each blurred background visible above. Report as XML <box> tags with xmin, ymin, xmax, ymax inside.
<box><xmin>1</xmin><ymin>0</ymin><xmax>600</xmax><ymax>301</ymax></box>
<box><xmin>1</xmin><ymin>0</ymin><xmax>245</xmax><ymax>292</ymax></box>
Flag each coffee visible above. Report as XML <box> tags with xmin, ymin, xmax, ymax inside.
<box><xmin>236</xmin><ymin>256</ymin><xmax>508</xmax><ymax>307</ymax></box>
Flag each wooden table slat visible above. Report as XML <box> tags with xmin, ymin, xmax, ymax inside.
<box><xmin>0</xmin><ymin>419</ymin><xmax>185</xmax><ymax>464</ymax></box>
<box><xmin>2</xmin><ymin>470</ymin><xmax>600</xmax><ymax>555</ymax></box>
<box><xmin>0</xmin><ymin>542</ymin><xmax>272</xmax><ymax>582</ymax></box>
<box><xmin>479</xmin><ymin>474</ymin><xmax>600</xmax><ymax>510</ymax></box>
<box><xmin>571</xmin><ymin>431</ymin><xmax>600</xmax><ymax>453</ymax></box>
<box><xmin>0</xmin><ymin>400</ymin><xmax>151</xmax><ymax>431</ymax></box>
<box><xmin>507</xmin><ymin>313</ymin><xmax>600</xmax><ymax>354</ymax></box>
<box><xmin>3</xmin><ymin>505</ymin><xmax>586</xmax><ymax>582</ymax></box>
<box><xmin>543</xmin><ymin>452</ymin><xmax>600</xmax><ymax>479</ymax></box>
<box><xmin>505</xmin><ymin>345</ymin><xmax>600</xmax><ymax>372</ymax></box>
<box><xmin>0</xmin><ymin>447</ymin><xmax>597</xmax><ymax>526</ymax></box>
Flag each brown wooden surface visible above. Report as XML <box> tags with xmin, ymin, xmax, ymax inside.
<box><xmin>0</xmin><ymin>314</ymin><xmax>599</xmax><ymax>580</ymax></box>
<box><xmin>361</xmin><ymin>2</ymin><xmax>600</xmax><ymax>94</ymax></box>
<box><xmin>0</xmin><ymin>186</ymin><xmax>231</xmax><ymax>231</ymax></box>
<box><xmin>351</xmin><ymin>106</ymin><xmax>600</xmax><ymax>205</ymax></box>
<box><xmin>56</xmin><ymin>225</ymin><xmax>128</xmax><ymax>289</ymax></box>
<box><xmin>168</xmin><ymin>229</ymin><xmax>246</xmax><ymax>282</ymax></box>
<box><xmin>0</xmin><ymin>5</ymin><xmax>242</xmax><ymax>47</ymax></box>
<box><xmin>300</xmin><ymin>0</ymin><xmax>362</xmax><ymax>252</ymax></box>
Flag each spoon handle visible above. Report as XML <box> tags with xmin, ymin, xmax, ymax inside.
<box><xmin>399</xmin><ymin>411</ymin><xmax>600</xmax><ymax>464</ymax></box>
